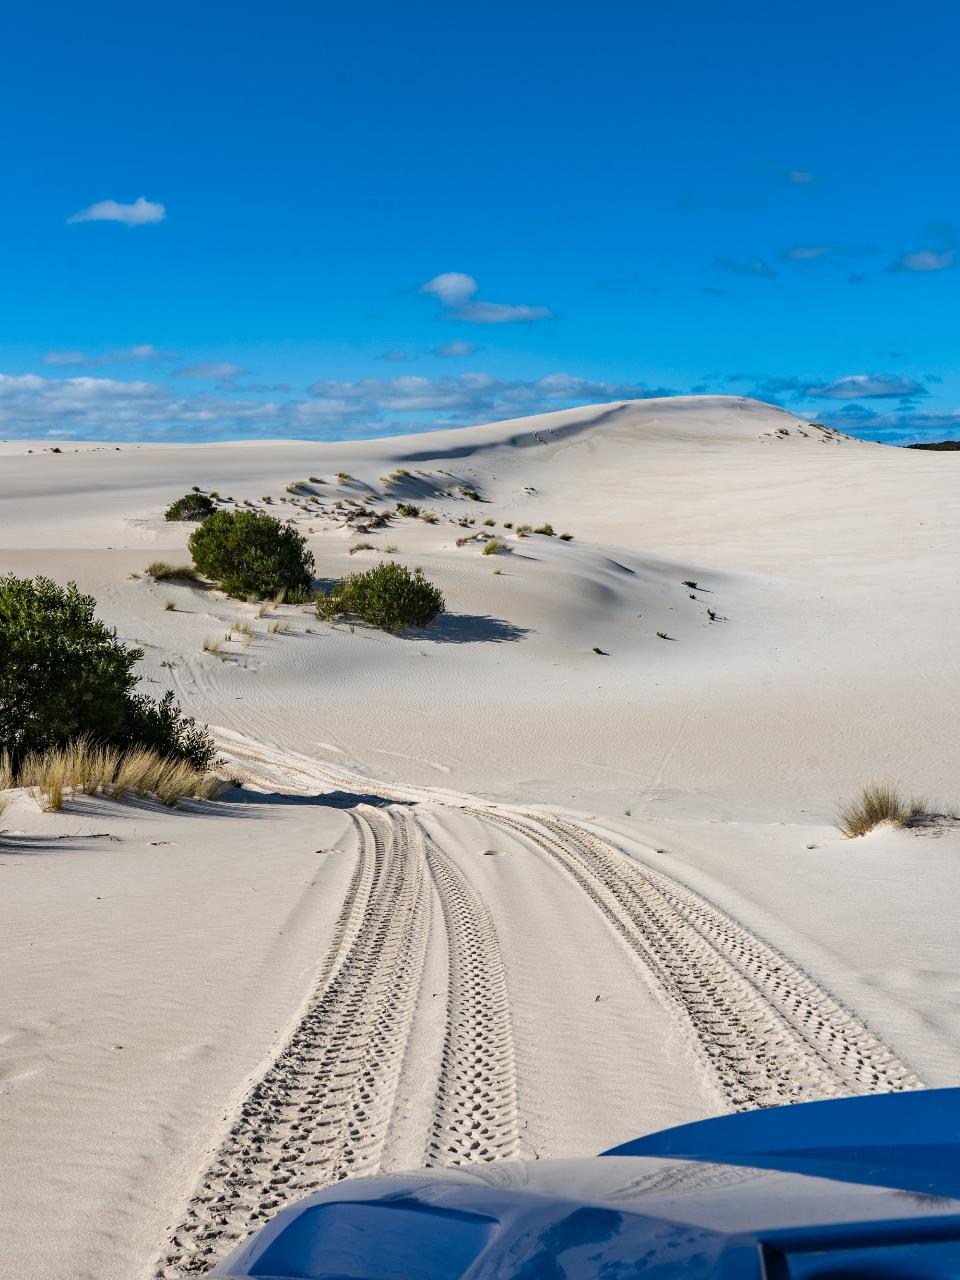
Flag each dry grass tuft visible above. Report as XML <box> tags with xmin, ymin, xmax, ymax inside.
<box><xmin>1</xmin><ymin>749</ymin><xmax>14</xmax><ymax>790</ymax></box>
<box><xmin>202</xmin><ymin>636</ymin><xmax>223</xmax><ymax>655</ymax></box>
<box><xmin>482</xmin><ymin>538</ymin><xmax>511</xmax><ymax>556</ymax></box>
<box><xmin>146</xmin><ymin>562</ymin><xmax>200</xmax><ymax>582</ymax></box>
<box><xmin>12</xmin><ymin>740</ymin><xmax>225</xmax><ymax>811</ymax></box>
<box><xmin>835</xmin><ymin>783</ymin><xmax>928</xmax><ymax>838</ymax></box>
<box><xmin>349</xmin><ymin>541</ymin><xmax>375</xmax><ymax>555</ymax></box>
<box><xmin>268</xmin><ymin>619</ymin><xmax>291</xmax><ymax>634</ymax></box>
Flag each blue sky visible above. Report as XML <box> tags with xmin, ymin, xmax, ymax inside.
<box><xmin>1</xmin><ymin>1</ymin><xmax>958</xmax><ymax>443</ymax></box>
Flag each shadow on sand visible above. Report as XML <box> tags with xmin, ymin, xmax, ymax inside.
<box><xmin>418</xmin><ymin>612</ymin><xmax>531</xmax><ymax>645</ymax></box>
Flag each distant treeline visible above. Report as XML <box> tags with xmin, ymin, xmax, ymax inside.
<box><xmin>907</xmin><ymin>440</ymin><xmax>960</xmax><ymax>451</ymax></box>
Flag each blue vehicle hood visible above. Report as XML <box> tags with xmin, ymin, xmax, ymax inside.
<box><xmin>213</xmin><ymin>1088</ymin><xmax>960</xmax><ymax>1279</ymax></box>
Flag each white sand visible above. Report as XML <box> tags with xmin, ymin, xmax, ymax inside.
<box><xmin>1</xmin><ymin>395</ymin><xmax>958</xmax><ymax>1278</ymax></box>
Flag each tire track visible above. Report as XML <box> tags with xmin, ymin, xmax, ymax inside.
<box><xmin>157</xmin><ymin>807</ymin><xmax>430</xmax><ymax>1276</ymax></box>
<box><xmin>418</xmin><ymin>819</ymin><xmax>519</xmax><ymax>1166</ymax></box>
<box><xmin>470</xmin><ymin>808</ymin><xmax>923</xmax><ymax>1109</ymax></box>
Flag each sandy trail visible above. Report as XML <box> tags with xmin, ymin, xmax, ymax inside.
<box><xmin>155</xmin><ymin>748</ymin><xmax>923</xmax><ymax>1277</ymax></box>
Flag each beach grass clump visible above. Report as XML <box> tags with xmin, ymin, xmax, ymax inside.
<box><xmin>165</xmin><ymin>492</ymin><xmax>215</xmax><ymax>522</ymax></box>
<box><xmin>349</xmin><ymin>541</ymin><xmax>375</xmax><ymax>555</ymax></box>
<box><xmin>0</xmin><ymin>575</ymin><xmax>216</xmax><ymax>773</ymax></box>
<box><xmin>533</xmin><ymin>523</ymin><xmax>555</xmax><ymax>536</ymax></box>
<box><xmin>188</xmin><ymin>510</ymin><xmax>314</xmax><ymax>600</ymax></box>
<box><xmin>14</xmin><ymin>740</ymin><xmax>225</xmax><ymax>811</ymax></box>
<box><xmin>482</xmin><ymin>538</ymin><xmax>512</xmax><ymax>556</ymax></box>
<box><xmin>336</xmin><ymin>471</ymin><xmax>353</xmax><ymax>484</ymax></box>
<box><xmin>420</xmin><ymin>511</ymin><xmax>439</xmax><ymax>524</ymax></box>
<box><xmin>268</xmin><ymin>620</ymin><xmax>291</xmax><ymax>634</ymax></box>
<box><xmin>316</xmin><ymin>561</ymin><xmax>444</xmax><ymax>633</ymax></box>
<box><xmin>835</xmin><ymin>783</ymin><xmax>928</xmax><ymax>838</ymax></box>
<box><xmin>146</xmin><ymin>561</ymin><xmax>201</xmax><ymax>582</ymax></box>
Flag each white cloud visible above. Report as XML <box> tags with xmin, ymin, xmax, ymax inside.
<box><xmin>892</xmin><ymin>249</ymin><xmax>954</xmax><ymax>272</ymax></box>
<box><xmin>67</xmin><ymin>197</ymin><xmax>166</xmax><ymax>226</ymax></box>
<box><xmin>805</xmin><ymin>374</ymin><xmax>926</xmax><ymax>399</ymax></box>
<box><xmin>419</xmin><ymin>272</ymin><xmax>553</xmax><ymax>324</ymax></box>
<box><xmin>174</xmin><ymin>361</ymin><xmax>245</xmax><ymax>380</ymax></box>
<box><xmin>305</xmin><ymin>371</ymin><xmax>661</xmax><ymax>420</ymax></box>
<box><xmin>434</xmin><ymin>340</ymin><xmax>477</xmax><ymax>358</ymax></box>
<box><xmin>420</xmin><ymin>273</ymin><xmax>479</xmax><ymax>308</ymax></box>
<box><xmin>0</xmin><ymin>368</ymin><xmax>667</xmax><ymax>441</ymax></box>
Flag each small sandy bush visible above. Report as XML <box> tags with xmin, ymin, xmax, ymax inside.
<box><xmin>189</xmin><ymin>510</ymin><xmax>314</xmax><ymax>600</ymax></box>
<box><xmin>316</xmin><ymin>561</ymin><xmax>444</xmax><ymax>633</ymax></box>
<box><xmin>165</xmin><ymin>493</ymin><xmax>215</xmax><ymax>522</ymax></box>
<box><xmin>482</xmin><ymin>538</ymin><xmax>512</xmax><ymax>556</ymax></box>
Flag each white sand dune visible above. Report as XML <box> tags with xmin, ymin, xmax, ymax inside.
<box><xmin>2</xmin><ymin>395</ymin><xmax>959</xmax><ymax>1278</ymax></box>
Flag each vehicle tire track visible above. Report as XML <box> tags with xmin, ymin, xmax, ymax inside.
<box><xmin>417</xmin><ymin>818</ymin><xmax>519</xmax><ymax>1167</ymax></box>
<box><xmin>157</xmin><ymin>806</ymin><xmax>430</xmax><ymax>1276</ymax></box>
<box><xmin>469</xmin><ymin>808</ymin><xmax>923</xmax><ymax>1110</ymax></box>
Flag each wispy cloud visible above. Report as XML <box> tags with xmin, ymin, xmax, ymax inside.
<box><xmin>712</xmin><ymin>256</ymin><xmax>776</xmax><ymax>279</ymax></box>
<box><xmin>891</xmin><ymin>248</ymin><xmax>954</xmax><ymax>272</ymax></box>
<box><xmin>174</xmin><ymin>361</ymin><xmax>245</xmax><ymax>381</ymax></box>
<box><xmin>419</xmin><ymin>272</ymin><xmax>553</xmax><ymax>324</ymax></box>
<box><xmin>66</xmin><ymin>197</ymin><xmax>166</xmax><ymax>226</ymax></box>
<box><xmin>43</xmin><ymin>343</ymin><xmax>175</xmax><ymax>367</ymax></box>
<box><xmin>433</xmin><ymin>340</ymin><xmax>477</xmax><ymax>358</ymax></box>
<box><xmin>786</xmin><ymin>169</ymin><xmax>814</xmax><ymax>184</ymax></box>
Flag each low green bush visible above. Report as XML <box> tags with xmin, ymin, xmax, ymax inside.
<box><xmin>189</xmin><ymin>510</ymin><xmax>314</xmax><ymax>599</ymax></box>
<box><xmin>165</xmin><ymin>492</ymin><xmax>215</xmax><ymax>521</ymax></box>
<box><xmin>0</xmin><ymin>574</ymin><xmax>215</xmax><ymax>770</ymax></box>
<box><xmin>316</xmin><ymin>561</ymin><xmax>444</xmax><ymax>633</ymax></box>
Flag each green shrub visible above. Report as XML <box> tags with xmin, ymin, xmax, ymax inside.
<box><xmin>188</xmin><ymin>510</ymin><xmax>314</xmax><ymax>599</ymax></box>
<box><xmin>0</xmin><ymin>574</ymin><xmax>215</xmax><ymax>770</ymax></box>
<box><xmin>534</xmin><ymin>523</ymin><xmax>555</xmax><ymax>536</ymax></box>
<box><xmin>165</xmin><ymin>492</ymin><xmax>215</xmax><ymax>522</ymax></box>
<box><xmin>396</xmin><ymin>502</ymin><xmax>421</xmax><ymax>518</ymax></box>
<box><xmin>316</xmin><ymin>562</ymin><xmax>444</xmax><ymax>633</ymax></box>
